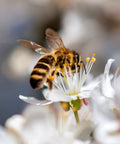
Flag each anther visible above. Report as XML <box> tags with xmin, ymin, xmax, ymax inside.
<box><xmin>92</xmin><ymin>53</ymin><xmax>96</xmax><ymax>56</ymax></box>
<box><xmin>49</xmin><ymin>76</ymin><xmax>54</xmax><ymax>82</ymax></box>
<box><xmin>86</xmin><ymin>57</ymin><xmax>90</xmax><ymax>62</ymax></box>
<box><xmin>91</xmin><ymin>57</ymin><xmax>96</xmax><ymax>63</ymax></box>
<box><xmin>117</xmin><ymin>66</ymin><xmax>120</xmax><ymax>70</ymax></box>
<box><xmin>56</xmin><ymin>67</ymin><xmax>60</xmax><ymax>71</ymax></box>
<box><xmin>80</xmin><ymin>63</ymin><xmax>83</xmax><ymax>66</ymax></box>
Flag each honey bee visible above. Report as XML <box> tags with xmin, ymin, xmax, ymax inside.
<box><xmin>18</xmin><ymin>28</ymin><xmax>83</xmax><ymax>90</ymax></box>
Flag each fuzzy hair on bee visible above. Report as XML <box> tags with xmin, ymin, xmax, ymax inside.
<box><xmin>18</xmin><ymin>28</ymin><xmax>82</xmax><ymax>90</ymax></box>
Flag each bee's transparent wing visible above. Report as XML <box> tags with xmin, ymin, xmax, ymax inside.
<box><xmin>45</xmin><ymin>28</ymin><xmax>65</xmax><ymax>50</ymax></box>
<box><xmin>18</xmin><ymin>39</ymin><xmax>50</xmax><ymax>55</ymax></box>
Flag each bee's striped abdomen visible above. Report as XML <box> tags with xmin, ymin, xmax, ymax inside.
<box><xmin>30</xmin><ymin>55</ymin><xmax>55</xmax><ymax>89</ymax></box>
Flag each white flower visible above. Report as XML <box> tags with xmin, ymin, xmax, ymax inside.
<box><xmin>3</xmin><ymin>105</ymin><xmax>91</xmax><ymax>144</ymax></box>
<box><xmin>93</xmin><ymin>58</ymin><xmax>120</xmax><ymax>112</ymax></box>
<box><xmin>91</xmin><ymin>59</ymin><xmax>117</xmax><ymax>112</ymax></box>
<box><xmin>20</xmin><ymin>54</ymin><xmax>98</xmax><ymax>105</ymax></box>
<box><xmin>95</xmin><ymin>121</ymin><xmax>120</xmax><ymax>144</ymax></box>
<box><xmin>44</xmin><ymin>54</ymin><xmax>97</xmax><ymax>102</ymax></box>
<box><xmin>0</xmin><ymin>126</ymin><xmax>17</xmax><ymax>144</ymax></box>
<box><xmin>96</xmin><ymin>58</ymin><xmax>120</xmax><ymax>101</ymax></box>
<box><xmin>90</xmin><ymin>59</ymin><xmax>120</xmax><ymax>144</ymax></box>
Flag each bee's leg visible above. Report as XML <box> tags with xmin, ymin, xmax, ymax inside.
<box><xmin>47</xmin><ymin>78</ymin><xmax>53</xmax><ymax>90</ymax></box>
<box><xmin>47</xmin><ymin>70</ymin><xmax>55</xmax><ymax>90</ymax></box>
<box><xmin>56</xmin><ymin>71</ymin><xmax>64</xmax><ymax>77</ymax></box>
<box><xmin>80</xmin><ymin>61</ymin><xmax>87</xmax><ymax>74</ymax></box>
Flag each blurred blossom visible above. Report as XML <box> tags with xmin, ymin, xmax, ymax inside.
<box><xmin>2</xmin><ymin>46</ymin><xmax>39</xmax><ymax>79</ymax></box>
<box><xmin>91</xmin><ymin>59</ymin><xmax>117</xmax><ymax>123</ymax></box>
<box><xmin>0</xmin><ymin>104</ymin><xmax>94</xmax><ymax>144</ymax></box>
<box><xmin>92</xmin><ymin>58</ymin><xmax>120</xmax><ymax>109</ymax></box>
<box><xmin>91</xmin><ymin>59</ymin><xmax>116</xmax><ymax>105</ymax></box>
<box><xmin>90</xmin><ymin>59</ymin><xmax>120</xmax><ymax>144</ymax></box>
<box><xmin>93</xmin><ymin>99</ymin><xmax>120</xmax><ymax>144</ymax></box>
<box><xmin>60</xmin><ymin>11</ymin><xmax>86</xmax><ymax>47</ymax></box>
<box><xmin>0</xmin><ymin>126</ymin><xmax>17</xmax><ymax>144</ymax></box>
<box><xmin>95</xmin><ymin>121</ymin><xmax>120</xmax><ymax>144</ymax></box>
<box><xmin>74</xmin><ymin>121</ymin><xmax>94</xmax><ymax>144</ymax></box>
<box><xmin>60</xmin><ymin>8</ymin><xmax>103</xmax><ymax>57</ymax></box>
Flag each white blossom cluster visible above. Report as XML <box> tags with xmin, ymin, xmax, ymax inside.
<box><xmin>1</xmin><ymin>58</ymin><xmax>120</xmax><ymax>144</ymax></box>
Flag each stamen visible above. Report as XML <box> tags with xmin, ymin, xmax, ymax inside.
<box><xmin>59</xmin><ymin>75</ymin><xmax>67</xmax><ymax>92</ymax></box>
<box><xmin>79</xmin><ymin>55</ymin><xmax>96</xmax><ymax>88</ymax></box>
<box><xmin>92</xmin><ymin>53</ymin><xmax>96</xmax><ymax>56</ymax></box>
<box><xmin>75</xmin><ymin>64</ymin><xmax>78</xmax><ymax>74</ymax></box>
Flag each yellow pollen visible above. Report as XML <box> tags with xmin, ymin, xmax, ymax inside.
<box><xmin>91</xmin><ymin>57</ymin><xmax>96</xmax><ymax>62</ymax></box>
<box><xmin>117</xmin><ymin>66</ymin><xmax>120</xmax><ymax>70</ymax></box>
<box><xmin>80</xmin><ymin>63</ymin><xmax>83</xmax><ymax>66</ymax></box>
<box><xmin>74</xmin><ymin>63</ymin><xmax>77</xmax><ymax>65</ymax></box>
<box><xmin>56</xmin><ymin>67</ymin><xmax>60</xmax><ymax>71</ymax></box>
<box><xmin>92</xmin><ymin>53</ymin><xmax>96</xmax><ymax>56</ymax></box>
<box><xmin>86</xmin><ymin>57</ymin><xmax>90</xmax><ymax>62</ymax></box>
<box><xmin>49</xmin><ymin>76</ymin><xmax>54</xmax><ymax>82</ymax></box>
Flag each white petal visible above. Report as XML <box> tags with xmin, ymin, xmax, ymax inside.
<box><xmin>101</xmin><ymin>59</ymin><xmax>115</xmax><ymax>98</ymax></box>
<box><xmin>19</xmin><ymin>95</ymin><xmax>52</xmax><ymax>105</ymax></box>
<box><xmin>43</xmin><ymin>89</ymin><xmax>77</xmax><ymax>102</ymax></box>
<box><xmin>104</xmin><ymin>59</ymin><xmax>115</xmax><ymax>76</ymax></box>
<box><xmin>102</xmin><ymin>75</ymin><xmax>115</xmax><ymax>98</ymax></box>
<box><xmin>5</xmin><ymin>115</ymin><xmax>25</xmax><ymax>136</ymax></box>
<box><xmin>81</xmin><ymin>80</ymin><xmax>99</xmax><ymax>91</ymax></box>
<box><xmin>0</xmin><ymin>126</ymin><xmax>17</xmax><ymax>144</ymax></box>
<box><xmin>43</xmin><ymin>89</ymin><xmax>91</xmax><ymax>102</ymax></box>
<box><xmin>95</xmin><ymin>121</ymin><xmax>120</xmax><ymax>144</ymax></box>
<box><xmin>77</xmin><ymin>91</ymin><xmax>92</xmax><ymax>99</ymax></box>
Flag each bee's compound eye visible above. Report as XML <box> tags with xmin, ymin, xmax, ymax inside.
<box><xmin>57</xmin><ymin>56</ymin><xmax>62</xmax><ymax>63</ymax></box>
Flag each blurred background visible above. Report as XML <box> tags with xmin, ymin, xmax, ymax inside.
<box><xmin>0</xmin><ymin>0</ymin><xmax>120</xmax><ymax>125</ymax></box>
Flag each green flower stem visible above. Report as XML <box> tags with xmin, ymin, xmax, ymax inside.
<box><xmin>73</xmin><ymin>110</ymin><xmax>79</xmax><ymax>123</ymax></box>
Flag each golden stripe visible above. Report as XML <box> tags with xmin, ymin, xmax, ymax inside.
<box><xmin>33</xmin><ymin>68</ymin><xmax>47</xmax><ymax>73</ymax></box>
<box><xmin>37</xmin><ymin>62</ymin><xmax>50</xmax><ymax>68</ymax></box>
<box><xmin>31</xmin><ymin>75</ymin><xmax>43</xmax><ymax>79</ymax></box>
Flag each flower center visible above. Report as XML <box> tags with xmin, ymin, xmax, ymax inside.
<box><xmin>67</xmin><ymin>91</ymin><xmax>80</xmax><ymax>96</ymax></box>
